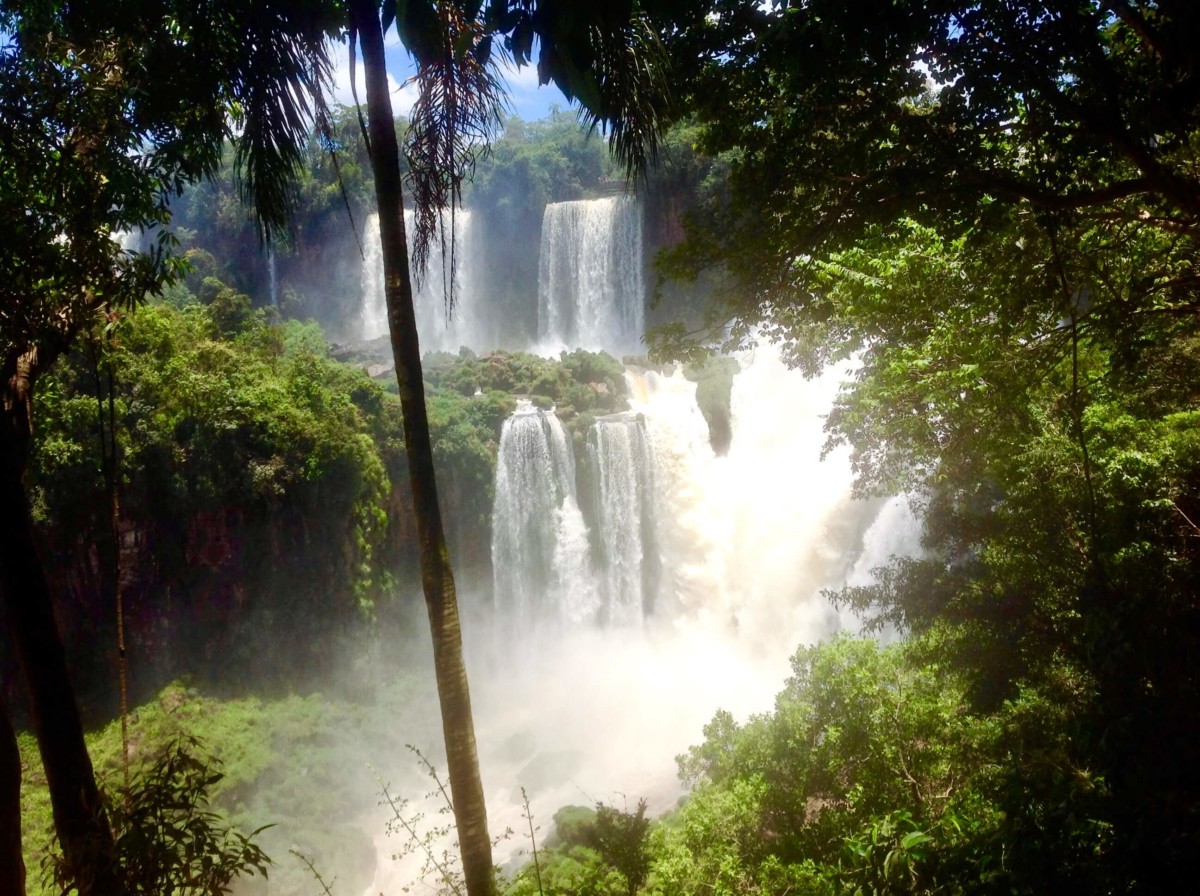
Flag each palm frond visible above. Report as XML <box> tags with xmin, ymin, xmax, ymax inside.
<box><xmin>495</xmin><ymin>3</ymin><xmax>676</xmax><ymax>183</ymax></box>
<box><xmin>405</xmin><ymin>1</ymin><xmax>505</xmax><ymax>311</ymax></box>
<box><xmin>229</xmin><ymin>0</ymin><xmax>338</xmax><ymax>243</ymax></box>
<box><xmin>574</xmin><ymin>13</ymin><xmax>674</xmax><ymax>183</ymax></box>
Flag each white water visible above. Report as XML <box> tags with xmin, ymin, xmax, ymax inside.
<box><xmin>491</xmin><ymin>403</ymin><xmax>598</xmax><ymax>626</ymax></box>
<box><xmin>537</xmin><ymin>196</ymin><xmax>644</xmax><ymax>357</ymax></box>
<box><xmin>847</xmin><ymin>495</ymin><xmax>923</xmax><ymax>587</ymax></box>
<box><xmin>368</xmin><ymin>347</ymin><xmax>925</xmax><ymax>895</ymax></box>
<box><xmin>360</xmin><ymin>210</ymin><xmax>486</xmax><ymax>350</ymax></box>
<box><xmin>588</xmin><ymin>413</ymin><xmax>656</xmax><ymax>626</ymax></box>
<box><xmin>267</xmin><ymin>243</ymin><xmax>278</xmax><ymax>307</ymax></box>
<box><xmin>364</xmin><ymin>204</ymin><xmax>925</xmax><ymax>894</ymax></box>
<box><xmin>623</xmin><ymin>346</ymin><xmax>871</xmax><ymax>647</ymax></box>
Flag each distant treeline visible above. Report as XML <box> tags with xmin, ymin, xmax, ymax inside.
<box><xmin>168</xmin><ymin>108</ymin><xmax>724</xmax><ymax>343</ymax></box>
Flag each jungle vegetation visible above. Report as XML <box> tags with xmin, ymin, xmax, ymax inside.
<box><xmin>4</xmin><ymin>2</ymin><xmax>1199</xmax><ymax>896</ymax></box>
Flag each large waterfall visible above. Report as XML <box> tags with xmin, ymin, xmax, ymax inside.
<box><xmin>360</xmin><ymin>210</ymin><xmax>485</xmax><ymax>351</ymax></box>
<box><xmin>537</xmin><ymin>196</ymin><xmax>644</xmax><ymax>356</ymax></box>
<box><xmin>359</xmin><ymin>196</ymin><xmax>645</xmax><ymax>356</ymax></box>
<box><xmin>491</xmin><ymin>403</ymin><xmax>597</xmax><ymax>626</ymax></box>
<box><xmin>369</xmin><ymin>197</ymin><xmax>927</xmax><ymax>894</ymax></box>
<box><xmin>487</xmin><ymin>344</ymin><xmax>920</xmax><ymax>646</ymax></box>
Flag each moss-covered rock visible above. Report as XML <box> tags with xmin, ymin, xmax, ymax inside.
<box><xmin>684</xmin><ymin>355</ymin><xmax>739</xmax><ymax>455</ymax></box>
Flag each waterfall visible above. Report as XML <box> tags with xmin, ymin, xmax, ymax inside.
<box><xmin>537</xmin><ymin>196</ymin><xmax>644</xmax><ymax>356</ymax></box>
<box><xmin>267</xmin><ymin>243</ymin><xmax>278</xmax><ymax>307</ymax></box>
<box><xmin>491</xmin><ymin>407</ymin><xmax>659</xmax><ymax>630</ymax></box>
<box><xmin>360</xmin><ymin>210</ymin><xmax>483</xmax><ymax>350</ymax></box>
<box><xmin>846</xmin><ymin>495</ymin><xmax>924</xmax><ymax>587</ymax></box>
<box><xmin>489</xmin><ymin>346</ymin><xmax>922</xmax><ymax>644</ymax></box>
<box><xmin>586</xmin><ymin>413</ymin><xmax>658</xmax><ymax>626</ymax></box>
<box><xmin>491</xmin><ymin>403</ymin><xmax>598</xmax><ymax>626</ymax></box>
<box><xmin>381</xmin><ymin>348</ymin><xmax>930</xmax><ymax>893</ymax></box>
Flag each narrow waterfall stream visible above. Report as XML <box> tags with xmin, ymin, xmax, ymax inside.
<box><xmin>586</xmin><ymin>413</ymin><xmax>657</xmax><ymax>626</ymax></box>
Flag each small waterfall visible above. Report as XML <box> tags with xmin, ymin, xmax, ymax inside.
<box><xmin>586</xmin><ymin>413</ymin><xmax>658</xmax><ymax>625</ymax></box>
<box><xmin>360</xmin><ymin>210</ymin><xmax>482</xmax><ymax>349</ymax></box>
<box><xmin>267</xmin><ymin>243</ymin><xmax>278</xmax><ymax>307</ymax></box>
<box><xmin>537</xmin><ymin>196</ymin><xmax>644</xmax><ymax>356</ymax></box>
<box><xmin>846</xmin><ymin>495</ymin><xmax>924</xmax><ymax>588</ymax></box>
<box><xmin>491</xmin><ymin>403</ymin><xmax>598</xmax><ymax>625</ymax></box>
<box><xmin>360</xmin><ymin>213</ymin><xmax>387</xmax><ymax>338</ymax></box>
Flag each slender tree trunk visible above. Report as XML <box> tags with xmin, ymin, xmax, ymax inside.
<box><xmin>349</xmin><ymin>4</ymin><xmax>496</xmax><ymax>896</ymax></box>
<box><xmin>1</xmin><ymin>700</ymin><xmax>27</xmax><ymax>896</ymax></box>
<box><xmin>0</xmin><ymin>345</ymin><xmax>123</xmax><ymax>896</ymax></box>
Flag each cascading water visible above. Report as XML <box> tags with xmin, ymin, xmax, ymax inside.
<box><xmin>367</xmin><ymin>202</ymin><xmax>931</xmax><ymax>892</ymax></box>
<box><xmin>359</xmin><ymin>213</ymin><xmax>387</xmax><ymax>339</ymax></box>
<box><xmin>267</xmin><ymin>242</ymin><xmax>278</xmax><ymax>307</ymax></box>
<box><xmin>586</xmin><ymin>413</ymin><xmax>658</xmax><ymax>626</ymax></box>
<box><xmin>839</xmin><ymin>494</ymin><xmax>924</xmax><ymax>639</ymax></box>
<box><xmin>537</xmin><ymin>196</ymin><xmax>644</xmax><ymax>356</ymax></box>
<box><xmin>622</xmin><ymin>346</ymin><xmax>873</xmax><ymax>648</ymax></box>
<box><xmin>360</xmin><ymin>210</ymin><xmax>484</xmax><ymax>350</ymax></box>
<box><xmin>488</xmin><ymin>344</ymin><xmax>910</xmax><ymax>646</ymax></box>
<box><xmin>846</xmin><ymin>495</ymin><xmax>924</xmax><ymax>587</ymax></box>
<box><xmin>491</xmin><ymin>402</ymin><xmax>598</xmax><ymax>626</ymax></box>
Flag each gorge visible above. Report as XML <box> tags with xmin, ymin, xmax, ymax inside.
<box><xmin>355</xmin><ymin>193</ymin><xmax>922</xmax><ymax>891</ymax></box>
<box><xmin>11</xmin><ymin>6</ymin><xmax>1197</xmax><ymax>891</ymax></box>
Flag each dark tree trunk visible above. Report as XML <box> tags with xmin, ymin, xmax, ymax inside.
<box><xmin>349</xmin><ymin>4</ymin><xmax>496</xmax><ymax>896</ymax></box>
<box><xmin>1</xmin><ymin>345</ymin><xmax>123</xmax><ymax>896</ymax></box>
<box><xmin>1</xmin><ymin>700</ymin><xmax>26</xmax><ymax>896</ymax></box>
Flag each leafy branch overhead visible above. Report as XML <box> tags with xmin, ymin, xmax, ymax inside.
<box><xmin>657</xmin><ymin>1</ymin><xmax>1200</xmax><ymax>890</ymax></box>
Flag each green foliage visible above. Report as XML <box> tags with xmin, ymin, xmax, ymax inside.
<box><xmin>30</xmin><ymin>297</ymin><xmax>399</xmax><ymax>620</ymax></box>
<box><xmin>506</xmin><ymin>800</ymin><xmax>653</xmax><ymax>896</ymax></box>
<box><xmin>654</xmin><ymin>636</ymin><xmax>1120</xmax><ymax>895</ymax></box>
<box><xmin>545</xmin><ymin>805</ymin><xmax>598</xmax><ymax>849</ymax></box>
<box><xmin>22</xmin><ymin>680</ymin><xmax>435</xmax><ymax>896</ymax></box>
<box><xmin>657</xmin><ymin>5</ymin><xmax>1200</xmax><ymax>886</ymax></box>
<box><xmin>423</xmin><ymin>348</ymin><xmax>628</xmax><ymax>446</ymax></box>
<box><xmin>585</xmin><ymin>801</ymin><xmax>652</xmax><ymax>896</ymax></box>
<box><xmin>46</xmin><ymin>738</ymin><xmax>271</xmax><ymax>896</ymax></box>
<box><xmin>469</xmin><ymin>110</ymin><xmax>616</xmax><ymax>214</ymax></box>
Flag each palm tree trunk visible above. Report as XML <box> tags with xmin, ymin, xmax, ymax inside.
<box><xmin>349</xmin><ymin>4</ymin><xmax>495</xmax><ymax>896</ymax></box>
<box><xmin>1</xmin><ymin>345</ymin><xmax>123</xmax><ymax>896</ymax></box>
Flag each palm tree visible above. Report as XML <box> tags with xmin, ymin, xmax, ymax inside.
<box><xmin>347</xmin><ymin>4</ymin><xmax>498</xmax><ymax>893</ymax></box>
<box><xmin>346</xmin><ymin>4</ymin><xmax>675</xmax><ymax>895</ymax></box>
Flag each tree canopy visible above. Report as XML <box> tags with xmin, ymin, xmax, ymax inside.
<box><xmin>659</xmin><ymin>1</ymin><xmax>1200</xmax><ymax>889</ymax></box>
<box><xmin>0</xmin><ymin>2</ymin><xmax>338</xmax><ymax>891</ymax></box>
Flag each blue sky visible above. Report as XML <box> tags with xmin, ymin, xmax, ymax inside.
<box><xmin>327</xmin><ymin>30</ymin><xmax>571</xmax><ymax>124</ymax></box>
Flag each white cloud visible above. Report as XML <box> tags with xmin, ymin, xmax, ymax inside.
<box><xmin>324</xmin><ymin>37</ymin><xmax>567</xmax><ymax>123</ymax></box>
<box><xmin>500</xmin><ymin>55</ymin><xmax>542</xmax><ymax>89</ymax></box>
<box><xmin>326</xmin><ymin>38</ymin><xmax>418</xmax><ymax>117</ymax></box>
<box><xmin>498</xmin><ymin>56</ymin><xmax>570</xmax><ymax>120</ymax></box>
